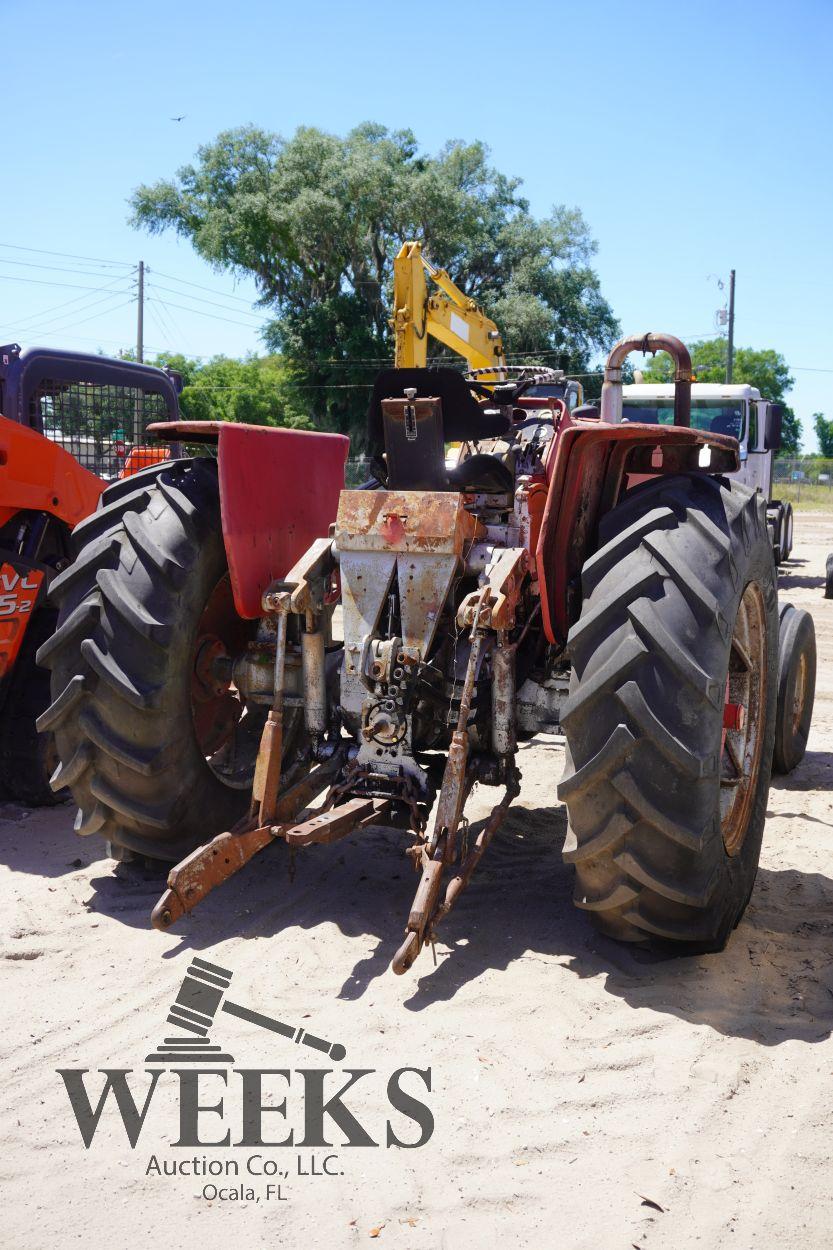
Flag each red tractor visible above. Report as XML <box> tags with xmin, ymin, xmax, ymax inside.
<box><xmin>41</xmin><ymin>334</ymin><xmax>815</xmax><ymax>966</ymax></box>
<box><xmin>0</xmin><ymin>344</ymin><xmax>179</xmax><ymax>803</ymax></box>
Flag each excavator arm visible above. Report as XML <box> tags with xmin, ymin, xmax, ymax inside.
<box><xmin>392</xmin><ymin>241</ymin><xmax>506</xmax><ymax>374</ymax></box>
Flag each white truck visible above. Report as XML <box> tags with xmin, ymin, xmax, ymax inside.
<box><xmin>621</xmin><ymin>380</ymin><xmax>816</xmax><ymax>774</ymax></box>
<box><xmin>622</xmin><ymin>382</ymin><xmax>792</xmax><ymax>564</ymax></box>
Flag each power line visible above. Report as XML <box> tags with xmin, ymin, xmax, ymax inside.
<box><xmin>148</xmin><ymin>280</ymin><xmax>264</xmax><ymax>322</ymax></box>
<box><xmin>0</xmin><ymin>271</ymin><xmax>130</xmax><ymax>292</ymax></box>
<box><xmin>177</xmin><ymin>380</ymin><xmax>374</xmax><ymax>391</ymax></box>
<box><xmin>147</xmin><ymin>300</ymin><xmax>173</xmax><ymax>349</ymax></box>
<box><xmin>151</xmin><ymin>268</ymin><xmax>259</xmax><ymax>305</ymax></box>
<box><xmin>38</xmin><ymin>296</ymin><xmax>137</xmax><ymax>339</ymax></box>
<box><xmin>15</xmin><ymin>283</ymin><xmax>136</xmax><ymax>337</ymax></box>
<box><xmin>9</xmin><ymin>272</ymin><xmax>132</xmax><ymax>330</ymax></box>
<box><xmin>0</xmin><ymin>255</ymin><xmax>137</xmax><ymax>279</ymax></box>
<box><xmin>148</xmin><ymin>294</ymin><xmax>265</xmax><ymax>332</ymax></box>
<box><xmin>0</xmin><ymin>241</ymin><xmax>133</xmax><ymax>267</ymax></box>
<box><xmin>0</xmin><ymin>323</ymin><xmax>166</xmax><ymax>353</ymax></box>
<box><xmin>151</xmin><ymin>296</ymin><xmax>194</xmax><ymax>354</ymax></box>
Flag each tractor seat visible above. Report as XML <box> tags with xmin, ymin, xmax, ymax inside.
<box><xmin>367</xmin><ymin>368</ymin><xmax>511</xmax><ymax>447</ymax></box>
<box><xmin>367</xmin><ymin>367</ymin><xmax>512</xmax><ymax>492</ymax></box>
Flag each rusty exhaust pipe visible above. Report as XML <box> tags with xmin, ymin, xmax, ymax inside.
<box><xmin>600</xmin><ymin>333</ymin><xmax>692</xmax><ymax>428</ymax></box>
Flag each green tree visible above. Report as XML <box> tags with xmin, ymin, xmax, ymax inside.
<box><xmin>137</xmin><ymin>351</ymin><xmax>311</xmax><ymax>429</ymax></box>
<box><xmin>130</xmin><ymin>123</ymin><xmax>619</xmax><ymax>442</ymax></box>
<box><xmin>814</xmin><ymin>412</ymin><xmax>833</xmax><ymax>458</ymax></box>
<box><xmin>776</xmin><ymin>409</ymin><xmax>801</xmax><ymax>457</ymax></box>
<box><xmin>640</xmin><ymin>339</ymin><xmax>801</xmax><ymax>454</ymax></box>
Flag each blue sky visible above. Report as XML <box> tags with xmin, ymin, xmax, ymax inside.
<box><xmin>3</xmin><ymin>0</ymin><xmax>831</xmax><ymax>448</ymax></box>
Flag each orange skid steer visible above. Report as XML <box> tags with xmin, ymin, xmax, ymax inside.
<box><xmin>0</xmin><ymin>344</ymin><xmax>178</xmax><ymax>802</ymax></box>
<box><xmin>42</xmin><ymin>335</ymin><xmax>815</xmax><ymax>968</ymax></box>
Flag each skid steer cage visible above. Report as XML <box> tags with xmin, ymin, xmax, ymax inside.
<box><xmin>0</xmin><ymin>344</ymin><xmax>183</xmax><ymax>481</ymax></box>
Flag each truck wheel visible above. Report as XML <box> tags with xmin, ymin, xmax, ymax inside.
<box><xmin>772</xmin><ymin>604</ymin><xmax>815</xmax><ymax>774</ymax></box>
<box><xmin>782</xmin><ymin>503</ymin><xmax>794</xmax><ymax>561</ymax></box>
<box><xmin>825</xmin><ymin>554</ymin><xmax>833</xmax><ymax>600</ymax></box>
<box><xmin>559</xmin><ymin>473</ymin><xmax>777</xmax><ymax>952</ymax></box>
<box><xmin>768</xmin><ymin>501</ymin><xmax>785</xmax><ymax>564</ymax></box>
<box><xmin>0</xmin><ymin>604</ymin><xmax>65</xmax><ymax>806</ymax></box>
<box><xmin>38</xmin><ymin>458</ymin><xmax>282</xmax><ymax>862</ymax></box>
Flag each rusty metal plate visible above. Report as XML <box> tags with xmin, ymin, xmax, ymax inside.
<box><xmin>335</xmin><ymin>490</ymin><xmax>483</xmax><ymax>556</ymax></box>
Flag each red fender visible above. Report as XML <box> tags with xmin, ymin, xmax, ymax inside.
<box><xmin>536</xmin><ymin>417</ymin><xmax>739</xmax><ymax>647</ymax></box>
<box><xmin>148</xmin><ymin>421</ymin><xmax>349</xmax><ymax>619</ymax></box>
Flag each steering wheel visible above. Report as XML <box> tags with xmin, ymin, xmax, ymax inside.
<box><xmin>466</xmin><ymin>365</ymin><xmax>568</xmax><ymax>405</ymax></box>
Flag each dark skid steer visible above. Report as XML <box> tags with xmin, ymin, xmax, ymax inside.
<box><xmin>40</xmin><ymin>335</ymin><xmax>815</xmax><ymax>971</ymax></box>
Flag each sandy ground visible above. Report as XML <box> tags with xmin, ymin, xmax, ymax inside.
<box><xmin>2</xmin><ymin>514</ymin><xmax>833</xmax><ymax>1250</ymax></box>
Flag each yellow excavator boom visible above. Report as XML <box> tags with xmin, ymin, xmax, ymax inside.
<box><xmin>392</xmin><ymin>241</ymin><xmax>506</xmax><ymax>374</ymax></box>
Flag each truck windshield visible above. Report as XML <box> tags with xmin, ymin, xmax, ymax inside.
<box><xmin>622</xmin><ymin>398</ymin><xmax>745</xmax><ymax>439</ymax></box>
<box><xmin>525</xmin><ymin>382</ymin><xmax>579</xmax><ymax>409</ymax></box>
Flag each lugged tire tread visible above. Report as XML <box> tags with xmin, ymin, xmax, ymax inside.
<box><xmin>627</xmin><ymin>600</ymin><xmax>721</xmax><ymax>708</ymax></box>
<box><xmin>643</xmin><ymin>533</ymin><xmax>729</xmax><ymax>637</ymax></box>
<box><xmin>42</xmin><ymin>458</ymin><xmax>257</xmax><ymax>861</ymax></box>
<box><xmin>88</xmin><ymin>774</ymin><xmax>171</xmax><ymax>831</ymax></box>
<box><xmin>49</xmin><ymin>534</ymin><xmax>121</xmax><ymax>603</ymax></box>
<box><xmin>611</xmin><ymin>767</ymin><xmax>705</xmax><ymax>852</ymax></box>
<box><xmin>562</xmin><ymin>811</ymin><xmax>631</xmax><ymax>864</ymax></box>
<box><xmin>559</xmin><ymin>472</ymin><xmax>777</xmax><ymax>951</ymax></box>
<box><xmin>560</xmin><ymin>633</ymin><xmax>646</xmax><ymax>727</ymax></box>
<box><xmin>74</xmin><ymin>801</ymin><xmax>108</xmax><ymax>837</ymax></box>
<box><xmin>36</xmin><ymin>596</ymin><xmax>99</xmax><ymax>667</ymax></box>
<box><xmin>616</xmin><ymin>682</ymin><xmax>712</xmax><ymax>779</ymax></box>
<box><xmin>80</xmin><ymin>637</ymin><xmax>159</xmax><ymax>709</ymax></box>
<box><xmin>36</xmin><ymin>673</ymin><xmax>86</xmax><ymax>733</ymax></box>
<box><xmin>96</xmin><ymin>568</ymin><xmax>170</xmax><ymax>646</ymax></box>
<box><xmin>77</xmin><ymin>706</ymin><xmax>169</xmax><ymax>777</ymax></box>
<box><xmin>575</xmin><ymin>881</ymin><xmax>639</xmax><ymax>912</ymax></box>
<box><xmin>122</xmin><ymin>510</ymin><xmax>186</xmax><ymax>586</ymax></box>
<box><xmin>580</xmin><ymin>505</ymin><xmax>676</xmax><ymax>590</ymax></box>
<box><xmin>615</xmin><ymin>847</ymin><xmax>719</xmax><ymax>909</ymax></box>
<box><xmin>71</xmin><ymin>485</ymin><xmax>154</xmax><ymax>548</ymax></box>
<box><xmin>568</xmin><ymin>568</ymin><xmax>662</xmax><ymax>651</ymax></box>
<box><xmin>558</xmin><ymin>723</ymin><xmax>635</xmax><ymax>799</ymax></box>
<box><xmin>49</xmin><ymin>739</ymin><xmax>93</xmax><ymax>790</ymax></box>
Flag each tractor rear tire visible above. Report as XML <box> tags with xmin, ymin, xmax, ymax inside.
<box><xmin>0</xmin><ymin>604</ymin><xmax>65</xmax><ymax>806</ymax></box>
<box><xmin>37</xmin><ymin>458</ymin><xmax>263</xmax><ymax>862</ymax></box>
<box><xmin>772</xmin><ymin>604</ymin><xmax>815</xmax><ymax>774</ymax></box>
<box><xmin>558</xmin><ymin>473</ymin><xmax>778</xmax><ymax>952</ymax></box>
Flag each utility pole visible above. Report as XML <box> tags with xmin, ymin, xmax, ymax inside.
<box><xmin>725</xmin><ymin>272</ymin><xmax>735</xmax><ymax>385</ymax></box>
<box><xmin>137</xmin><ymin>260</ymin><xmax>145</xmax><ymax>363</ymax></box>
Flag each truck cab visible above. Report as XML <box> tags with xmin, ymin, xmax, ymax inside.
<box><xmin>622</xmin><ymin>382</ymin><xmax>789</xmax><ymax>560</ymax></box>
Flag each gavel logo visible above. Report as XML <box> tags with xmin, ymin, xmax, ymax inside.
<box><xmin>145</xmin><ymin>956</ymin><xmax>346</xmax><ymax>1065</ymax></box>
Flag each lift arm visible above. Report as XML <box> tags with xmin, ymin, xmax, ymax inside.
<box><xmin>392</xmin><ymin>241</ymin><xmax>506</xmax><ymax>373</ymax></box>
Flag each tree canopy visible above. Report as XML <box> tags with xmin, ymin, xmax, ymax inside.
<box><xmin>814</xmin><ymin>413</ymin><xmax>833</xmax><ymax>458</ymax></box>
<box><xmin>640</xmin><ymin>339</ymin><xmax>801</xmax><ymax>454</ymax></box>
<box><xmin>134</xmin><ymin>351</ymin><xmax>311</xmax><ymax>429</ymax></box>
<box><xmin>130</xmin><ymin>123</ymin><xmax>619</xmax><ymax>441</ymax></box>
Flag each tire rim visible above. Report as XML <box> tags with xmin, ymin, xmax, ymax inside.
<box><xmin>190</xmin><ymin>573</ymin><xmax>263</xmax><ymax>790</ymax></box>
<box><xmin>720</xmin><ymin>582</ymin><xmax>767</xmax><ymax>856</ymax></box>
